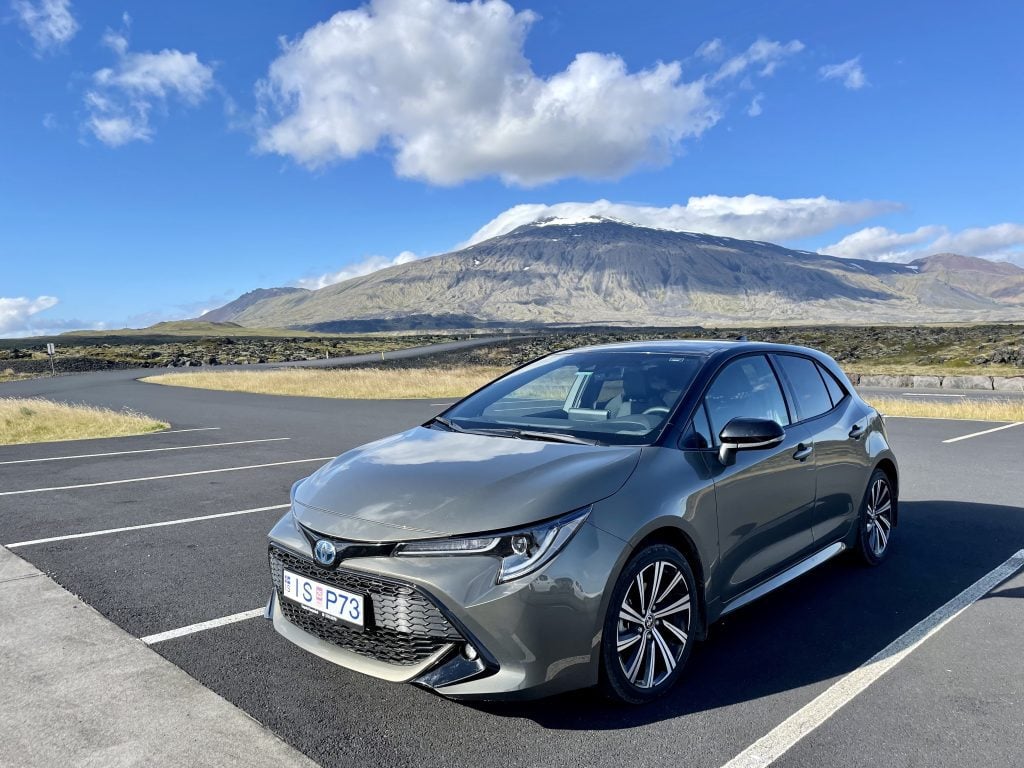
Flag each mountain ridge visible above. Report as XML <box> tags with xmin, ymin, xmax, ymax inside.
<box><xmin>198</xmin><ymin>220</ymin><xmax>1024</xmax><ymax>330</ymax></box>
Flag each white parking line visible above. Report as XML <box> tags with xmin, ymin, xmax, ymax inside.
<box><xmin>721</xmin><ymin>549</ymin><xmax>1024</xmax><ymax>768</ymax></box>
<box><xmin>140</xmin><ymin>608</ymin><xmax>264</xmax><ymax>645</ymax></box>
<box><xmin>4</xmin><ymin>503</ymin><xmax>289</xmax><ymax>548</ymax></box>
<box><xmin>882</xmin><ymin>415</ymin><xmax>963</xmax><ymax>420</ymax></box>
<box><xmin>0</xmin><ymin>437</ymin><xmax>291</xmax><ymax>465</ymax></box>
<box><xmin>157</xmin><ymin>427</ymin><xmax>221</xmax><ymax>434</ymax></box>
<box><xmin>0</xmin><ymin>456</ymin><xmax>334</xmax><ymax>496</ymax></box>
<box><xmin>942</xmin><ymin>422</ymin><xmax>1023</xmax><ymax>444</ymax></box>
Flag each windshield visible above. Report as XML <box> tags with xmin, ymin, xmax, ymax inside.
<box><xmin>438</xmin><ymin>351</ymin><xmax>703</xmax><ymax>446</ymax></box>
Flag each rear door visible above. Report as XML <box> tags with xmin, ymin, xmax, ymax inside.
<box><xmin>702</xmin><ymin>354</ymin><xmax>817</xmax><ymax>604</ymax></box>
<box><xmin>772</xmin><ymin>354</ymin><xmax>866</xmax><ymax>543</ymax></box>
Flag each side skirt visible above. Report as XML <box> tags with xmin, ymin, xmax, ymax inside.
<box><xmin>720</xmin><ymin>541</ymin><xmax>846</xmax><ymax>617</ymax></box>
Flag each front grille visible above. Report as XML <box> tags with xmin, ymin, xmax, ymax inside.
<box><xmin>269</xmin><ymin>546</ymin><xmax>462</xmax><ymax>666</ymax></box>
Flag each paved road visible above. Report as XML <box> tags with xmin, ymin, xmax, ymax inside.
<box><xmin>1</xmin><ymin>364</ymin><xmax>1022</xmax><ymax>768</ymax></box>
<box><xmin>1</xmin><ymin>335</ymin><xmax>512</xmax><ymax>400</ymax></box>
<box><xmin>858</xmin><ymin>385</ymin><xmax>1024</xmax><ymax>402</ymax></box>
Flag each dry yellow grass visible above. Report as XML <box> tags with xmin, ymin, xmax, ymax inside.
<box><xmin>143</xmin><ymin>366</ymin><xmax>513</xmax><ymax>400</ymax></box>
<box><xmin>850</xmin><ymin>363</ymin><xmax>1024</xmax><ymax>377</ymax></box>
<box><xmin>867</xmin><ymin>396</ymin><xmax>1024</xmax><ymax>422</ymax></box>
<box><xmin>0</xmin><ymin>368</ymin><xmax>42</xmax><ymax>383</ymax></box>
<box><xmin>0</xmin><ymin>397</ymin><xmax>168</xmax><ymax>445</ymax></box>
<box><xmin>143</xmin><ymin>366</ymin><xmax>1024</xmax><ymax>422</ymax></box>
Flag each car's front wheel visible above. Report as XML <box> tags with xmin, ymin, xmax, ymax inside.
<box><xmin>599</xmin><ymin>544</ymin><xmax>696</xmax><ymax>704</ymax></box>
<box><xmin>855</xmin><ymin>469</ymin><xmax>896</xmax><ymax>565</ymax></box>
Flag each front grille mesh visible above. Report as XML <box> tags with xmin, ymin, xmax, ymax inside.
<box><xmin>269</xmin><ymin>546</ymin><xmax>461</xmax><ymax>666</ymax></box>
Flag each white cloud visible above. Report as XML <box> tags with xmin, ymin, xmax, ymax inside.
<box><xmin>695</xmin><ymin>38</ymin><xmax>724</xmax><ymax>60</ymax></box>
<box><xmin>819</xmin><ymin>56</ymin><xmax>868</xmax><ymax>90</ymax></box>
<box><xmin>747</xmin><ymin>94</ymin><xmax>764</xmax><ymax>117</ymax></box>
<box><xmin>294</xmin><ymin>251</ymin><xmax>419</xmax><ymax>291</ymax></box>
<box><xmin>0</xmin><ymin>295</ymin><xmax>59</xmax><ymax>336</ymax></box>
<box><xmin>466</xmin><ymin>195</ymin><xmax>898</xmax><ymax>246</ymax></box>
<box><xmin>931</xmin><ymin>224</ymin><xmax>1024</xmax><ymax>260</ymax></box>
<box><xmin>12</xmin><ymin>0</ymin><xmax>77</xmax><ymax>53</ymax></box>
<box><xmin>255</xmin><ymin>0</ymin><xmax>802</xmax><ymax>186</ymax></box>
<box><xmin>822</xmin><ymin>225</ymin><xmax>944</xmax><ymax>261</ymax></box>
<box><xmin>821</xmin><ymin>223</ymin><xmax>1024</xmax><ymax>264</ymax></box>
<box><xmin>84</xmin><ymin>22</ymin><xmax>214</xmax><ymax>146</ymax></box>
<box><xmin>710</xmin><ymin>38</ymin><xmax>804</xmax><ymax>83</ymax></box>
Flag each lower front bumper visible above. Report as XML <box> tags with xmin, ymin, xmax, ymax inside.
<box><xmin>266</xmin><ymin>512</ymin><xmax>628</xmax><ymax>700</ymax></box>
<box><xmin>267</xmin><ymin>590</ymin><xmax>460</xmax><ymax>683</ymax></box>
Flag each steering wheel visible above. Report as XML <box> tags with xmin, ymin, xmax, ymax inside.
<box><xmin>642</xmin><ymin>406</ymin><xmax>670</xmax><ymax>416</ymax></box>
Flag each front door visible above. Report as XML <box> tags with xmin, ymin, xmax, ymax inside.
<box><xmin>702</xmin><ymin>355</ymin><xmax>817</xmax><ymax>604</ymax></box>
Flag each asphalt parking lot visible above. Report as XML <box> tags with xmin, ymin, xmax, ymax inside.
<box><xmin>1</xmin><ymin>369</ymin><xmax>1022</xmax><ymax>768</ymax></box>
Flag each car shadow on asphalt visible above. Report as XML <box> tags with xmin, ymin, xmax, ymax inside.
<box><xmin>467</xmin><ymin>500</ymin><xmax>1024</xmax><ymax>730</ymax></box>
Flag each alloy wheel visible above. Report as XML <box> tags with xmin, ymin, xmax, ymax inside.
<box><xmin>615</xmin><ymin>560</ymin><xmax>691</xmax><ymax>689</ymax></box>
<box><xmin>865</xmin><ymin>477</ymin><xmax>893</xmax><ymax>557</ymax></box>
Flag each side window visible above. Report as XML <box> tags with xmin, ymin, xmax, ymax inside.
<box><xmin>817</xmin><ymin>363</ymin><xmax>847</xmax><ymax>407</ymax></box>
<box><xmin>703</xmin><ymin>355</ymin><xmax>790</xmax><ymax>437</ymax></box>
<box><xmin>680</xmin><ymin>404</ymin><xmax>713</xmax><ymax>450</ymax></box>
<box><xmin>774</xmin><ymin>355</ymin><xmax>833</xmax><ymax>421</ymax></box>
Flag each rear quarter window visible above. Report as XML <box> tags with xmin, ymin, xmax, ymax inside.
<box><xmin>817</xmin><ymin>363</ymin><xmax>848</xmax><ymax>406</ymax></box>
<box><xmin>774</xmin><ymin>354</ymin><xmax>833</xmax><ymax>421</ymax></box>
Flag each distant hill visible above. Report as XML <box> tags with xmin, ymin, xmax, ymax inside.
<box><xmin>198</xmin><ymin>218</ymin><xmax>1024</xmax><ymax>330</ymax></box>
<box><xmin>199</xmin><ymin>287</ymin><xmax>309</xmax><ymax>323</ymax></box>
<box><xmin>59</xmin><ymin>321</ymin><xmax>338</xmax><ymax>340</ymax></box>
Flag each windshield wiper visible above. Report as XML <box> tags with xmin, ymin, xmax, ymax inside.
<box><xmin>428</xmin><ymin>417</ymin><xmax>600</xmax><ymax>445</ymax></box>
<box><xmin>515</xmin><ymin>430</ymin><xmax>601</xmax><ymax>446</ymax></box>
<box><xmin>427</xmin><ymin>417</ymin><xmax>518</xmax><ymax>438</ymax></box>
<box><xmin>426</xmin><ymin>415</ymin><xmax>468</xmax><ymax>433</ymax></box>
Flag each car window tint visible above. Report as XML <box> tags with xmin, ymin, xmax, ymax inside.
<box><xmin>680</xmin><ymin>404</ymin><xmax>713</xmax><ymax>450</ymax></box>
<box><xmin>775</xmin><ymin>355</ymin><xmax>833</xmax><ymax>420</ymax></box>
<box><xmin>703</xmin><ymin>355</ymin><xmax>790</xmax><ymax>436</ymax></box>
<box><xmin>817</xmin><ymin>363</ymin><xmax>847</xmax><ymax>406</ymax></box>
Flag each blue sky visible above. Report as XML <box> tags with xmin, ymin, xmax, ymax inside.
<box><xmin>2</xmin><ymin>0</ymin><xmax>1022</xmax><ymax>336</ymax></box>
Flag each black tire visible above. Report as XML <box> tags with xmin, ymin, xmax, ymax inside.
<box><xmin>599</xmin><ymin>544</ymin><xmax>697</xmax><ymax>704</ymax></box>
<box><xmin>855</xmin><ymin>468</ymin><xmax>896</xmax><ymax>566</ymax></box>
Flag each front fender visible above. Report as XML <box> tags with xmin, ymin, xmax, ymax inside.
<box><xmin>586</xmin><ymin>446</ymin><xmax>719</xmax><ymax>639</ymax></box>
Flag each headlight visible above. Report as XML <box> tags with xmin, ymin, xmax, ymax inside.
<box><xmin>395</xmin><ymin>507</ymin><xmax>591</xmax><ymax>583</ymax></box>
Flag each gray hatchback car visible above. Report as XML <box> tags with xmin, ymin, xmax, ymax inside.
<box><xmin>265</xmin><ymin>340</ymin><xmax>898</xmax><ymax>703</ymax></box>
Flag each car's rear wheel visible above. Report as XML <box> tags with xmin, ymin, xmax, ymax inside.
<box><xmin>855</xmin><ymin>469</ymin><xmax>895</xmax><ymax>565</ymax></box>
<box><xmin>599</xmin><ymin>544</ymin><xmax>696</xmax><ymax>704</ymax></box>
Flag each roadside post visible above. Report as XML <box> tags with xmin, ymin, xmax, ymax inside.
<box><xmin>46</xmin><ymin>342</ymin><xmax>56</xmax><ymax>376</ymax></box>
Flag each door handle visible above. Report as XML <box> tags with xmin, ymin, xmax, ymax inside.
<box><xmin>848</xmin><ymin>424</ymin><xmax>865</xmax><ymax>440</ymax></box>
<box><xmin>792</xmin><ymin>443</ymin><xmax>813</xmax><ymax>461</ymax></box>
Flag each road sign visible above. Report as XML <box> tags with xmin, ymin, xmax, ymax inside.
<box><xmin>46</xmin><ymin>343</ymin><xmax>55</xmax><ymax>355</ymax></box>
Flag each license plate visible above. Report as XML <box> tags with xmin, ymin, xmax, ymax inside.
<box><xmin>282</xmin><ymin>569</ymin><xmax>365</xmax><ymax>629</ymax></box>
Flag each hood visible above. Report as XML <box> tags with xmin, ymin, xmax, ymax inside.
<box><xmin>292</xmin><ymin>426</ymin><xmax>642</xmax><ymax>542</ymax></box>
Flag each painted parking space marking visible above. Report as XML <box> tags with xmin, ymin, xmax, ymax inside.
<box><xmin>0</xmin><ymin>456</ymin><xmax>334</xmax><ymax>496</ymax></box>
<box><xmin>720</xmin><ymin>549</ymin><xmax>1024</xmax><ymax>768</ymax></box>
<box><xmin>0</xmin><ymin>437</ymin><xmax>291</xmax><ymax>465</ymax></box>
<box><xmin>154</xmin><ymin>427</ymin><xmax>221</xmax><ymax>434</ymax></box>
<box><xmin>5</xmin><ymin>503</ymin><xmax>289</xmax><ymax>549</ymax></box>
<box><xmin>942</xmin><ymin>421</ymin><xmax>1023</xmax><ymax>444</ymax></box>
<box><xmin>141</xmin><ymin>608</ymin><xmax>264</xmax><ymax>645</ymax></box>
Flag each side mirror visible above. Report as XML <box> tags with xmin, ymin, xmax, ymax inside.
<box><xmin>718</xmin><ymin>417</ymin><xmax>785</xmax><ymax>466</ymax></box>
